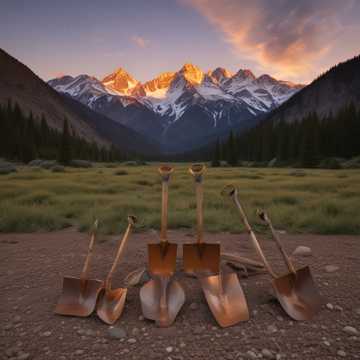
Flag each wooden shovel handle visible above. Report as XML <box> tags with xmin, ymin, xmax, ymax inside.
<box><xmin>257</xmin><ymin>210</ymin><xmax>297</xmax><ymax>275</ymax></box>
<box><xmin>80</xmin><ymin>219</ymin><xmax>98</xmax><ymax>281</ymax></box>
<box><xmin>159</xmin><ymin>166</ymin><xmax>173</xmax><ymax>243</ymax></box>
<box><xmin>222</xmin><ymin>185</ymin><xmax>277</xmax><ymax>278</ymax></box>
<box><xmin>105</xmin><ymin>216</ymin><xmax>137</xmax><ymax>291</ymax></box>
<box><xmin>189</xmin><ymin>164</ymin><xmax>205</xmax><ymax>244</ymax></box>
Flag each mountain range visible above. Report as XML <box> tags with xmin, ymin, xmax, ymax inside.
<box><xmin>49</xmin><ymin>64</ymin><xmax>303</xmax><ymax>151</ymax></box>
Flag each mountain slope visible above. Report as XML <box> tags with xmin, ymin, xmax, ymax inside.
<box><xmin>0</xmin><ymin>48</ymin><xmax>160</xmax><ymax>155</ymax></box>
<box><xmin>265</xmin><ymin>54</ymin><xmax>360</xmax><ymax>124</ymax></box>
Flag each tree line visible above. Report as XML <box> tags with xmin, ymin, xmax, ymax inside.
<box><xmin>212</xmin><ymin>102</ymin><xmax>360</xmax><ymax>167</ymax></box>
<box><xmin>0</xmin><ymin>100</ymin><xmax>123</xmax><ymax>164</ymax></box>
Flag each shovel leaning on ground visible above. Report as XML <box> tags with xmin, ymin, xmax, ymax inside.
<box><xmin>139</xmin><ymin>165</ymin><xmax>185</xmax><ymax>327</ymax></box>
<box><xmin>96</xmin><ymin>215</ymin><xmax>137</xmax><ymax>324</ymax></box>
<box><xmin>222</xmin><ymin>184</ymin><xmax>323</xmax><ymax>320</ymax></box>
<box><xmin>184</xmin><ymin>165</ymin><xmax>249</xmax><ymax>327</ymax></box>
<box><xmin>54</xmin><ymin>220</ymin><xmax>104</xmax><ymax>317</ymax></box>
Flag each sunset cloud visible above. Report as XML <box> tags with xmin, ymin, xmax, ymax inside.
<box><xmin>185</xmin><ymin>0</ymin><xmax>357</xmax><ymax>81</ymax></box>
<box><xmin>131</xmin><ymin>35</ymin><xmax>148</xmax><ymax>48</ymax></box>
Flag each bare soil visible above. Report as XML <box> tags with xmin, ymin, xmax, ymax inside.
<box><xmin>1</xmin><ymin>229</ymin><xmax>360</xmax><ymax>360</ymax></box>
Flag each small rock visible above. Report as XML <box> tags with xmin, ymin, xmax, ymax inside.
<box><xmin>292</xmin><ymin>246</ymin><xmax>312</xmax><ymax>257</ymax></box>
<box><xmin>262</xmin><ymin>349</ymin><xmax>275</xmax><ymax>359</ymax></box>
<box><xmin>128</xmin><ymin>338</ymin><xmax>136</xmax><ymax>344</ymax></box>
<box><xmin>343</xmin><ymin>326</ymin><xmax>358</xmax><ymax>336</ymax></box>
<box><xmin>85</xmin><ymin>329</ymin><xmax>96</xmax><ymax>337</ymax></box>
<box><xmin>17</xmin><ymin>353</ymin><xmax>30</xmax><ymax>360</ymax></box>
<box><xmin>166</xmin><ymin>347</ymin><xmax>173</xmax><ymax>353</ymax></box>
<box><xmin>189</xmin><ymin>302</ymin><xmax>199</xmax><ymax>310</ymax></box>
<box><xmin>267</xmin><ymin>325</ymin><xmax>278</xmax><ymax>334</ymax></box>
<box><xmin>42</xmin><ymin>331</ymin><xmax>52</xmax><ymax>337</ymax></box>
<box><xmin>326</xmin><ymin>303</ymin><xmax>334</xmax><ymax>310</ymax></box>
<box><xmin>74</xmin><ymin>350</ymin><xmax>84</xmax><ymax>355</ymax></box>
<box><xmin>334</xmin><ymin>305</ymin><xmax>343</xmax><ymax>312</ymax></box>
<box><xmin>246</xmin><ymin>350</ymin><xmax>257</xmax><ymax>359</ymax></box>
<box><xmin>325</xmin><ymin>265</ymin><xmax>339</xmax><ymax>273</ymax></box>
<box><xmin>323</xmin><ymin>341</ymin><xmax>330</xmax><ymax>346</ymax></box>
<box><xmin>337</xmin><ymin>350</ymin><xmax>346</xmax><ymax>357</ymax></box>
<box><xmin>138</xmin><ymin>316</ymin><xmax>144</xmax><ymax>321</ymax></box>
<box><xmin>107</xmin><ymin>326</ymin><xmax>127</xmax><ymax>340</ymax></box>
<box><xmin>193</xmin><ymin>326</ymin><xmax>204</xmax><ymax>335</ymax></box>
<box><xmin>14</xmin><ymin>315</ymin><xmax>22</xmax><ymax>323</ymax></box>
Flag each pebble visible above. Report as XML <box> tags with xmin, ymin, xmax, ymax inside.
<box><xmin>337</xmin><ymin>350</ymin><xmax>346</xmax><ymax>357</ymax></box>
<box><xmin>107</xmin><ymin>326</ymin><xmax>127</xmax><ymax>339</ymax></box>
<box><xmin>193</xmin><ymin>325</ymin><xmax>204</xmax><ymax>335</ymax></box>
<box><xmin>267</xmin><ymin>325</ymin><xmax>278</xmax><ymax>333</ymax></box>
<box><xmin>42</xmin><ymin>331</ymin><xmax>52</xmax><ymax>337</ymax></box>
<box><xmin>292</xmin><ymin>246</ymin><xmax>312</xmax><ymax>257</ymax></box>
<box><xmin>343</xmin><ymin>326</ymin><xmax>358</xmax><ymax>335</ymax></box>
<box><xmin>138</xmin><ymin>316</ymin><xmax>144</xmax><ymax>321</ymax></box>
<box><xmin>128</xmin><ymin>338</ymin><xmax>137</xmax><ymax>344</ymax></box>
<box><xmin>246</xmin><ymin>350</ymin><xmax>258</xmax><ymax>359</ymax></box>
<box><xmin>166</xmin><ymin>347</ymin><xmax>173</xmax><ymax>353</ymax></box>
<box><xmin>14</xmin><ymin>315</ymin><xmax>22</xmax><ymax>323</ymax></box>
<box><xmin>75</xmin><ymin>350</ymin><xmax>84</xmax><ymax>355</ymax></box>
<box><xmin>334</xmin><ymin>305</ymin><xmax>343</xmax><ymax>312</ymax></box>
<box><xmin>189</xmin><ymin>302</ymin><xmax>199</xmax><ymax>310</ymax></box>
<box><xmin>326</xmin><ymin>303</ymin><xmax>334</xmax><ymax>310</ymax></box>
<box><xmin>325</xmin><ymin>265</ymin><xmax>339</xmax><ymax>273</ymax></box>
<box><xmin>262</xmin><ymin>349</ymin><xmax>275</xmax><ymax>359</ymax></box>
<box><xmin>17</xmin><ymin>353</ymin><xmax>30</xmax><ymax>360</ymax></box>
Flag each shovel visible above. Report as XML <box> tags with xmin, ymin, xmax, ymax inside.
<box><xmin>96</xmin><ymin>215</ymin><xmax>137</xmax><ymax>324</ymax></box>
<box><xmin>55</xmin><ymin>220</ymin><xmax>104</xmax><ymax>317</ymax></box>
<box><xmin>184</xmin><ymin>165</ymin><xmax>249</xmax><ymax>327</ymax></box>
<box><xmin>139</xmin><ymin>165</ymin><xmax>185</xmax><ymax>327</ymax></box>
<box><xmin>222</xmin><ymin>184</ymin><xmax>323</xmax><ymax>320</ymax></box>
<box><xmin>183</xmin><ymin>164</ymin><xmax>220</xmax><ymax>275</ymax></box>
<box><xmin>257</xmin><ymin>210</ymin><xmax>323</xmax><ymax>320</ymax></box>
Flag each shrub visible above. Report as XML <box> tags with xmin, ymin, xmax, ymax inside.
<box><xmin>71</xmin><ymin>159</ymin><xmax>93</xmax><ymax>168</ymax></box>
<box><xmin>114</xmin><ymin>170</ymin><xmax>128</xmax><ymax>176</ymax></box>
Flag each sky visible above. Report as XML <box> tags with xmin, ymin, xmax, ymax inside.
<box><xmin>1</xmin><ymin>0</ymin><xmax>359</xmax><ymax>84</ymax></box>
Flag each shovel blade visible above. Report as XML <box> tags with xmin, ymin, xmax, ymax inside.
<box><xmin>96</xmin><ymin>288</ymin><xmax>127</xmax><ymax>324</ymax></box>
<box><xmin>55</xmin><ymin>276</ymin><xmax>104</xmax><ymax>317</ymax></box>
<box><xmin>183</xmin><ymin>243</ymin><xmax>220</xmax><ymax>275</ymax></box>
<box><xmin>200</xmin><ymin>273</ymin><xmax>249</xmax><ymax>327</ymax></box>
<box><xmin>148</xmin><ymin>243</ymin><xmax>178</xmax><ymax>276</ymax></box>
<box><xmin>272</xmin><ymin>266</ymin><xmax>323</xmax><ymax>320</ymax></box>
<box><xmin>140</xmin><ymin>277</ymin><xmax>185</xmax><ymax>326</ymax></box>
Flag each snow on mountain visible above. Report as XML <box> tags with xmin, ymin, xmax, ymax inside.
<box><xmin>48</xmin><ymin>63</ymin><xmax>304</xmax><ymax>150</ymax></box>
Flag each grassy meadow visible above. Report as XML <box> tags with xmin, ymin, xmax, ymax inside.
<box><xmin>0</xmin><ymin>163</ymin><xmax>359</xmax><ymax>235</ymax></box>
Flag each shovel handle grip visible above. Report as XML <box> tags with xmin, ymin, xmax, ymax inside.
<box><xmin>105</xmin><ymin>216</ymin><xmax>137</xmax><ymax>290</ymax></box>
<box><xmin>222</xmin><ymin>185</ymin><xmax>277</xmax><ymax>279</ymax></box>
<box><xmin>80</xmin><ymin>219</ymin><xmax>98</xmax><ymax>281</ymax></box>
<box><xmin>189</xmin><ymin>164</ymin><xmax>205</xmax><ymax>244</ymax></box>
<box><xmin>159</xmin><ymin>165</ymin><xmax>173</xmax><ymax>243</ymax></box>
<box><xmin>257</xmin><ymin>210</ymin><xmax>297</xmax><ymax>275</ymax></box>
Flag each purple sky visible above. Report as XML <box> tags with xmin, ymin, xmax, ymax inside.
<box><xmin>1</xmin><ymin>0</ymin><xmax>359</xmax><ymax>84</ymax></box>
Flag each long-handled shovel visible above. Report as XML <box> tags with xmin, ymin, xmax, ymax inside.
<box><xmin>222</xmin><ymin>184</ymin><xmax>323</xmax><ymax>320</ymax></box>
<box><xmin>183</xmin><ymin>164</ymin><xmax>220</xmax><ymax>275</ymax></box>
<box><xmin>55</xmin><ymin>220</ymin><xmax>104</xmax><ymax>317</ymax></box>
<box><xmin>96</xmin><ymin>215</ymin><xmax>137</xmax><ymax>324</ymax></box>
<box><xmin>257</xmin><ymin>210</ymin><xmax>323</xmax><ymax>320</ymax></box>
<box><xmin>139</xmin><ymin>165</ymin><xmax>185</xmax><ymax>327</ymax></box>
<box><xmin>184</xmin><ymin>165</ymin><xmax>249</xmax><ymax>327</ymax></box>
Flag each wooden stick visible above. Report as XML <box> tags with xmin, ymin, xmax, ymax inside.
<box><xmin>80</xmin><ymin>219</ymin><xmax>98</xmax><ymax>282</ymax></box>
<box><xmin>221</xmin><ymin>253</ymin><xmax>264</xmax><ymax>268</ymax></box>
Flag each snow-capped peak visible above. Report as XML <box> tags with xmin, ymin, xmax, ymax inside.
<box><xmin>208</xmin><ymin>67</ymin><xmax>232</xmax><ymax>84</ymax></box>
<box><xmin>179</xmin><ymin>63</ymin><xmax>204</xmax><ymax>85</ymax></box>
<box><xmin>102</xmin><ymin>67</ymin><xmax>139</xmax><ymax>96</ymax></box>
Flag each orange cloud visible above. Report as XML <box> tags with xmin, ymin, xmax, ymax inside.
<box><xmin>185</xmin><ymin>0</ymin><xmax>355</xmax><ymax>81</ymax></box>
<box><xmin>131</xmin><ymin>35</ymin><xmax>148</xmax><ymax>48</ymax></box>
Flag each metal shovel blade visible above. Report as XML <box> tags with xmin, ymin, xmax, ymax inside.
<box><xmin>183</xmin><ymin>243</ymin><xmax>220</xmax><ymax>275</ymax></box>
<box><xmin>272</xmin><ymin>266</ymin><xmax>323</xmax><ymax>320</ymax></box>
<box><xmin>96</xmin><ymin>288</ymin><xmax>128</xmax><ymax>324</ymax></box>
<box><xmin>54</xmin><ymin>277</ymin><xmax>103</xmax><ymax>317</ymax></box>
<box><xmin>200</xmin><ymin>273</ymin><xmax>249</xmax><ymax>327</ymax></box>
<box><xmin>140</xmin><ymin>276</ymin><xmax>185</xmax><ymax>327</ymax></box>
<box><xmin>148</xmin><ymin>242</ymin><xmax>178</xmax><ymax>276</ymax></box>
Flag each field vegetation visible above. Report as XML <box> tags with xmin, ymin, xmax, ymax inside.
<box><xmin>0</xmin><ymin>164</ymin><xmax>359</xmax><ymax>235</ymax></box>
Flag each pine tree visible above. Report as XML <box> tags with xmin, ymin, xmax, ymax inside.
<box><xmin>58</xmin><ymin>118</ymin><xmax>71</xmax><ymax>165</ymax></box>
<box><xmin>227</xmin><ymin>131</ymin><xmax>238</xmax><ymax>166</ymax></box>
<box><xmin>211</xmin><ymin>139</ymin><xmax>221</xmax><ymax>167</ymax></box>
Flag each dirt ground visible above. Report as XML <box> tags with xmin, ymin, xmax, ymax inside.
<box><xmin>1</xmin><ymin>228</ymin><xmax>360</xmax><ymax>360</ymax></box>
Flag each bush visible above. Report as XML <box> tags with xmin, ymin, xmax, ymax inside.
<box><xmin>319</xmin><ymin>158</ymin><xmax>342</xmax><ymax>169</ymax></box>
<box><xmin>51</xmin><ymin>165</ymin><xmax>65</xmax><ymax>172</ymax></box>
<box><xmin>28</xmin><ymin>159</ymin><xmax>44</xmax><ymax>167</ymax></box>
<box><xmin>343</xmin><ymin>156</ymin><xmax>360</xmax><ymax>169</ymax></box>
<box><xmin>71</xmin><ymin>159</ymin><xmax>93</xmax><ymax>168</ymax></box>
<box><xmin>40</xmin><ymin>160</ymin><xmax>57</xmax><ymax>169</ymax></box>
<box><xmin>114</xmin><ymin>170</ymin><xmax>128</xmax><ymax>176</ymax></box>
<box><xmin>0</xmin><ymin>162</ymin><xmax>17</xmax><ymax>174</ymax></box>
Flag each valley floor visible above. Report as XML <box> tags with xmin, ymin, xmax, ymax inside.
<box><xmin>0</xmin><ymin>229</ymin><xmax>359</xmax><ymax>359</ymax></box>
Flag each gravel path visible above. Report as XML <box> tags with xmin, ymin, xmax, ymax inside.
<box><xmin>1</xmin><ymin>228</ymin><xmax>360</xmax><ymax>359</ymax></box>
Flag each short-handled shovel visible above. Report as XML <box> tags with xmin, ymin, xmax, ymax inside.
<box><xmin>223</xmin><ymin>184</ymin><xmax>323</xmax><ymax>320</ymax></box>
<box><xmin>97</xmin><ymin>215</ymin><xmax>137</xmax><ymax>324</ymax></box>
<box><xmin>140</xmin><ymin>165</ymin><xmax>185</xmax><ymax>327</ymax></box>
<box><xmin>55</xmin><ymin>219</ymin><xmax>104</xmax><ymax>317</ymax></box>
